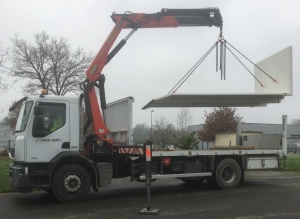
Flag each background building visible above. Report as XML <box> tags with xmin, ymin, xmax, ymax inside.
<box><xmin>189</xmin><ymin>123</ymin><xmax>300</xmax><ymax>150</ymax></box>
<box><xmin>189</xmin><ymin>123</ymin><xmax>300</xmax><ymax>139</ymax></box>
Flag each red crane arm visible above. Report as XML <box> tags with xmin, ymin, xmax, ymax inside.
<box><xmin>84</xmin><ymin>8</ymin><xmax>223</xmax><ymax>142</ymax></box>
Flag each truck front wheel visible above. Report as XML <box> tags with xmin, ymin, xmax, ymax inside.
<box><xmin>52</xmin><ymin>164</ymin><xmax>91</xmax><ymax>202</ymax></box>
<box><xmin>215</xmin><ymin>158</ymin><xmax>241</xmax><ymax>190</ymax></box>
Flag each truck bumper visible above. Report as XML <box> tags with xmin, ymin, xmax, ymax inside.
<box><xmin>9</xmin><ymin>164</ymin><xmax>32</xmax><ymax>193</ymax></box>
<box><xmin>9</xmin><ymin>163</ymin><xmax>51</xmax><ymax>193</ymax></box>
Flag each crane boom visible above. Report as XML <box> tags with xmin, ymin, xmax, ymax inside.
<box><xmin>83</xmin><ymin>8</ymin><xmax>223</xmax><ymax>144</ymax></box>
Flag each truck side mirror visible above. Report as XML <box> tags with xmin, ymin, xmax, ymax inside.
<box><xmin>34</xmin><ymin>106</ymin><xmax>44</xmax><ymax>116</ymax></box>
<box><xmin>32</xmin><ymin>116</ymin><xmax>47</xmax><ymax>137</ymax></box>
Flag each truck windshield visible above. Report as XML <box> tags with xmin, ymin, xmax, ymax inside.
<box><xmin>15</xmin><ymin>101</ymin><xmax>34</xmax><ymax>133</ymax></box>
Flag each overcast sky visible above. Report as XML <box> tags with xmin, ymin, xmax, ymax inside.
<box><xmin>0</xmin><ymin>0</ymin><xmax>299</xmax><ymax>127</ymax></box>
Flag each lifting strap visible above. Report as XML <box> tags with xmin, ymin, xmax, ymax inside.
<box><xmin>169</xmin><ymin>27</ymin><xmax>277</xmax><ymax>93</ymax></box>
<box><xmin>168</xmin><ymin>42</ymin><xmax>217</xmax><ymax>94</ymax></box>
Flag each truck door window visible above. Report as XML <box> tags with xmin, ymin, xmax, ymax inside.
<box><xmin>35</xmin><ymin>102</ymin><xmax>66</xmax><ymax>135</ymax></box>
<box><xmin>15</xmin><ymin>101</ymin><xmax>34</xmax><ymax>133</ymax></box>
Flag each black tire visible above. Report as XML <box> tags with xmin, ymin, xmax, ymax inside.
<box><xmin>181</xmin><ymin>177</ymin><xmax>205</xmax><ymax>185</ymax></box>
<box><xmin>52</xmin><ymin>164</ymin><xmax>91</xmax><ymax>202</ymax></box>
<box><xmin>215</xmin><ymin>158</ymin><xmax>241</xmax><ymax>190</ymax></box>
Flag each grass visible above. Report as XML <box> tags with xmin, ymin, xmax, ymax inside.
<box><xmin>280</xmin><ymin>154</ymin><xmax>300</xmax><ymax>171</ymax></box>
<box><xmin>0</xmin><ymin>147</ymin><xmax>9</xmax><ymax>156</ymax></box>
<box><xmin>0</xmin><ymin>156</ymin><xmax>14</xmax><ymax>193</ymax></box>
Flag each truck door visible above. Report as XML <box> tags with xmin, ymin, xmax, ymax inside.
<box><xmin>26</xmin><ymin>101</ymin><xmax>70</xmax><ymax>162</ymax></box>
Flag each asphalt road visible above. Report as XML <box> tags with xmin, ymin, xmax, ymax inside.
<box><xmin>1</xmin><ymin>171</ymin><xmax>300</xmax><ymax>219</ymax></box>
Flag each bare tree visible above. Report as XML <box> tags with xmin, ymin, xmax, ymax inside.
<box><xmin>0</xmin><ymin>42</ymin><xmax>9</xmax><ymax>91</ymax></box>
<box><xmin>198</xmin><ymin>107</ymin><xmax>242</xmax><ymax>142</ymax></box>
<box><xmin>132</xmin><ymin>123</ymin><xmax>150</xmax><ymax>144</ymax></box>
<box><xmin>290</xmin><ymin>119</ymin><xmax>300</xmax><ymax>125</ymax></box>
<box><xmin>10</xmin><ymin>31</ymin><xmax>93</xmax><ymax>95</ymax></box>
<box><xmin>153</xmin><ymin>115</ymin><xmax>176</xmax><ymax>148</ymax></box>
<box><xmin>176</xmin><ymin>108</ymin><xmax>193</xmax><ymax>138</ymax></box>
<box><xmin>3</xmin><ymin>99</ymin><xmax>25</xmax><ymax>129</ymax></box>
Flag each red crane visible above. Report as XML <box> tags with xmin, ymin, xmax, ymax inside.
<box><xmin>82</xmin><ymin>8</ymin><xmax>223</xmax><ymax>148</ymax></box>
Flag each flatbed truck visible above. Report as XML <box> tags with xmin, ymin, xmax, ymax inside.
<box><xmin>8</xmin><ymin>8</ymin><xmax>288</xmax><ymax>202</ymax></box>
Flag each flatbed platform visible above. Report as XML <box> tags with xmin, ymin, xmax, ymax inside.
<box><xmin>152</xmin><ymin>149</ymin><xmax>282</xmax><ymax>157</ymax></box>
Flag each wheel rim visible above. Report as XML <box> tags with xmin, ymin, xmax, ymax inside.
<box><xmin>62</xmin><ymin>174</ymin><xmax>82</xmax><ymax>193</ymax></box>
<box><xmin>221</xmin><ymin>165</ymin><xmax>236</xmax><ymax>183</ymax></box>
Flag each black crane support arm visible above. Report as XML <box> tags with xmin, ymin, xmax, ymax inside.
<box><xmin>111</xmin><ymin>8</ymin><xmax>223</xmax><ymax>28</ymax></box>
<box><xmin>158</xmin><ymin>8</ymin><xmax>223</xmax><ymax>27</ymax></box>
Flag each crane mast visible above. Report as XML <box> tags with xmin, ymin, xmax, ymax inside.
<box><xmin>83</xmin><ymin>8</ymin><xmax>223</xmax><ymax>145</ymax></box>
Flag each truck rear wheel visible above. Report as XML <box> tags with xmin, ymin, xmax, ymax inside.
<box><xmin>215</xmin><ymin>158</ymin><xmax>241</xmax><ymax>190</ymax></box>
<box><xmin>52</xmin><ymin>164</ymin><xmax>91</xmax><ymax>202</ymax></box>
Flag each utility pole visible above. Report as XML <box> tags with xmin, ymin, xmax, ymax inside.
<box><xmin>151</xmin><ymin>110</ymin><xmax>154</xmax><ymax>141</ymax></box>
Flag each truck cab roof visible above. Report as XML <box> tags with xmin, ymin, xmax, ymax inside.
<box><xmin>27</xmin><ymin>95</ymin><xmax>79</xmax><ymax>103</ymax></box>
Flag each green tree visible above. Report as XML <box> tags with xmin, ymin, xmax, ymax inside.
<box><xmin>173</xmin><ymin>131</ymin><xmax>199</xmax><ymax>150</ymax></box>
<box><xmin>198</xmin><ymin>107</ymin><xmax>242</xmax><ymax>142</ymax></box>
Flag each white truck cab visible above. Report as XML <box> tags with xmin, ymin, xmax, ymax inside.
<box><xmin>9</xmin><ymin>95</ymin><xmax>86</xmax><ymax>194</ymax></box>
<box><xmin>9</xmin><ymin>95</ymin><xmax>81</xmax><ymax>162</ymax></box>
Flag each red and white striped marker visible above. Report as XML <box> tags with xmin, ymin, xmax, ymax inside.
<box><xmin>146</xmin><ymin>145</ymin><xmax>151</xmax><ymax>161</ymax></box>
<box><xmin>119</xmin><ymin>147</ymin><xmax>144</xmax><ymax>155</ymax></box>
